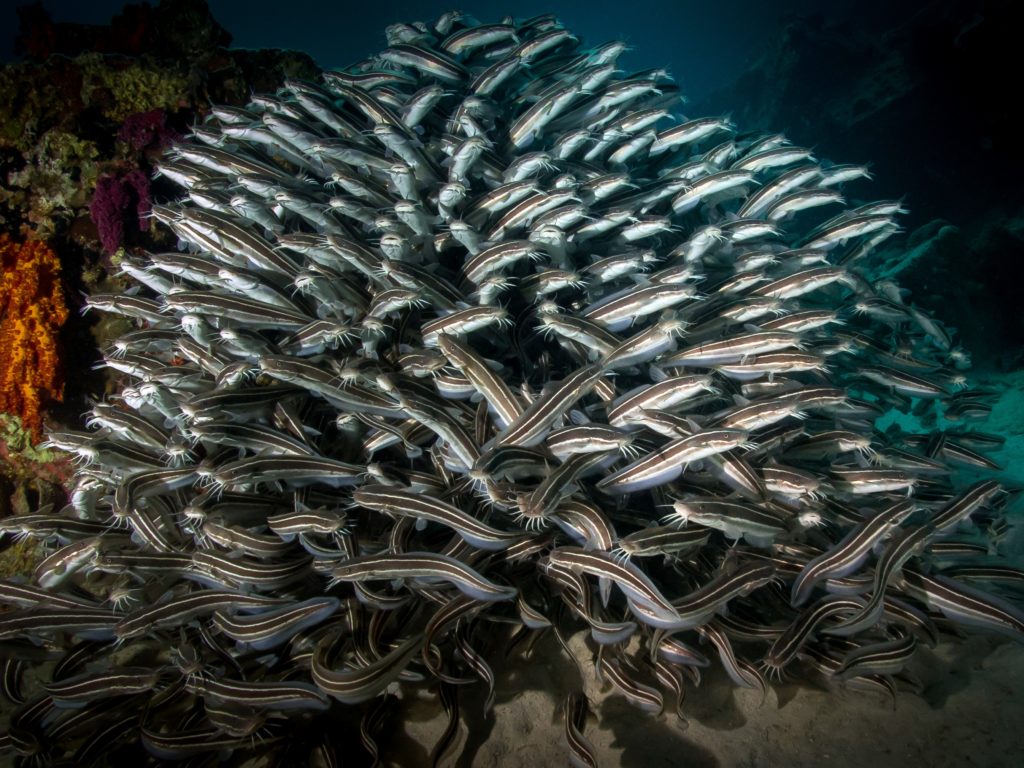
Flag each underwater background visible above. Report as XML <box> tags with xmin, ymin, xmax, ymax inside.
<box><xmin>0</xmin><ymin>1</ymin><xmax>1022</xmax><ymax>766</ymax></box>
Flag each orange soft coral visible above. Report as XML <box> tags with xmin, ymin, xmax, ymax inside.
<box><xmin>0</xmin><ymin>234</ymin><xmax>68</xmax><ymax>439</ymax></box>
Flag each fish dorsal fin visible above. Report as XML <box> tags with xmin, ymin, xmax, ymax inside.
<box><xmin>569</xmin><ymin>409</ymin><xmax>590</xmax><ymax>425</ymax></box>
<box><xmin>647</xmin><ymin>365</ymin><xmax>668</xmax><ymax>383</ymax></box>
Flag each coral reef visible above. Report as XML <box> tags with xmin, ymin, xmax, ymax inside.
<box><xmin>117</xmin><ymin>108</ymin><xmax>181</xmax><ymax>154</ymax></box>
<box><xmin>0</xmin><ymin>0</ymin><xmax>320</xmax><ymax>442</ymax></box>
<box><xmin>78</xmin><ymin>51</ymin><xmax>192</xmax><ymax>123</ymax></box>
<box><xmin>0</xmin><ymin>45</ymin><xmax>186</xmax><ymax>246</ymax></box>
<box><xmin>0</xmin><ymin>234</ymin><xmax>68</xmax><ymax>439</ymax></box>
<box><xmin>0</xmin><ymin>412</ymin><xmax>73</xmax><ymax>577</ymax></box>
<box><xmin>0</xmin><ymin>413</ymin><xmax>72</xmax><ymax>515</ymax></box>
<box><xmin>0</xmin><ymin>0</ymin><xmax>314</xmax><ymax>246</ymax></box>
<box><xmin>0</xmin><ymin>128</ymin><xmax>99</xmax><ymax>238</ymax></box>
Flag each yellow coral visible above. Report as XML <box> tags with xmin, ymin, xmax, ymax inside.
<box><xmin>0</xmin><ymin>235</ymin><xmax>68</xmax><ymax>439</ymax></box>
<box><xmin>78</xmin><ymin>53</ymin><xmax>190</xmax><ymax>123</ymax></box>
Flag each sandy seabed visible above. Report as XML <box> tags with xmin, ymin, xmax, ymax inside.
<box><xmin>390</xmin><ymin>631</ymin><xmax>1024</xmax><ymax>768</ymax></box>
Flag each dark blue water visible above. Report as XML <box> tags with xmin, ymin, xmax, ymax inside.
<box><xmin>2</xmin><ymin>0</ymin><xmax>910</xmax><ymax>102</ymax></box>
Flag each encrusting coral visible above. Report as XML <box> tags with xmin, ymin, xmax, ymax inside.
<box><xmin>0</xmin><ymin>129</ymin><xmax>100</xmax><ymax>238</ymax></box>
<box><xmin>117</xmin><ymin>108</ymin><xmax>181</xmax><ymax>154</ymax></box>
<box><xmin>0</xmin><ymin>234</ymin><xmax>68</xmax><ymax>439</ymax></box>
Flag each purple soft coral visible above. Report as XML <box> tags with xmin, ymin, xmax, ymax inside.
<box><xmin>117</xmin><ymin>109</ymin><xmax>180</xmax><ymax>152</ymax></box>
<box><xmin>123</xmin><ymin>169</ymin><xmax>152</xmax><ymax>232</ymax></box>
<box><xmin>89</xmin><ymin>170</ymin><xmax>153</xmax><ymax>253</ymax></box>
<box><xmin>89</xmin><ymin>174</ymin><xmax>131</xmax><ymax>255</ymax></box>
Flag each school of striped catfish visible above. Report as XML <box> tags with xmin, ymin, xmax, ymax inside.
<box><xmin>1</xmin><ymin>9</ymin><xmax>1022</xmax><ymax>766</ymax></box>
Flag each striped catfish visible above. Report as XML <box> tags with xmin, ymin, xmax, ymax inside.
<box><xmin>564</xmin><ymin>692</ymin><xmax>598</xmax><ymax>768</ymax></box>
<box><xmin>0</xmin><ymin>608</ymin><xmax>120</xmax><ymax>641</ymax></box>
<box><xmin>186</xmin><ymin>675</ymin><xmax>330</xmax><ymax>711</ymax></box>
<box><xmin>492</xmin><ymin>364</ymin><xmax>607</xmax><ymax>448</ymax></box>
<box><xmin>834</xmin><ymin>628</ymin><xmax>916</xmax><ymax>680</ymax></box>
<box><xmin>114</xmin><ymin>591</ymin><xmax>288</xmax><ymax>640</ymax></box>
<box><xmin>762</xmin><ymin>596</ymin><xmax>865</xmax><ymax>678</ymax></box>
<box><xmin>670</xmin><ymin>497</ymin><xmax>792</xmax><ymax>547</ymax></box>
<box><xmin>616</xmin><ymin>525</ymin><xmax>710</xmax><ymax>559</ymax></box>
<box><xmin>790</xmin><ymin>500</ymin><xmax>917</xmax><ymax>606</ymax></box>
<box><xmin>629</xmin><ymin>562</ymin><xmax>776</xmax><ymax>632</ymax></box>
<box><xmin>825</xmin><ymin>524</ymin><xmax>937</xmax><ymax>637</ymax></box>
<box><xmin>597</xmin><ymin>650</ymin><xmax>663</xmax><ymax>714</ymax></box>
<box><xmin>547</xmin><ymin>547</ymin><xmax>679</xmax><ymax>624</ymax></box>
<box><xmin>45</xmin><ymin>667</ymin><xmax>161</xmax><ymax>708</ymax></box>
<box><xmin>665</xmin><ymin>331</ymin><xmax>803</xmax><ymax>367</ymax></box>
<box><xmin>597</xmin><ymin>429</ymin><xmax>753</xmax><ymax>494</ymax></box>
<box><xmin>311</xmin><ymin>633</ymin><xmax>423</xmax><ymax>704</ymax></box>
<box><xmin>897</xmin><ymin>569</ymin><xmax>1024</xmax><ymax>641</ymax></box>
<box><xmin>330</xmin><ymin>553</ymin><xmax>517</xmax><ymax>602</ymax></box>
<box><xmin>353</xmin><ymin>485</ymin><xmax>523</xmax><ymax>550</ymax></box>
<box><xmin>212</xmin><ymin>597</ymin><xmax>341</xmax><ymax>651</ymax></box>
<box><xmin>437</xmin><ymin>334</ymin><xmax>524</xmax><ymax>427</ymax></box>
<box><xmin>698</xmin><ymin>620</ymin><xmax>767</xmax><ymax>697</ymax></box>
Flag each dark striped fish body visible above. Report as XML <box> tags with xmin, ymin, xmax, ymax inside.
<box><xmin>791</xmin><ymin>501</ymin><xmax>916</xmax><ymax>606</ymax></box>
<box><xmin>492</xmin><ymin>364</ymin><xmax>606</xmax><ymax>448</ymax></box>
<box><xmin>331</xmin><ymin>553</ymin><xmax>517</xmax><ymax>602</ymax></box>
<box><xmin>312</xmin><ymin>633</ymin><xmax>424</xmax><ymax>704</ymax></box>
<box><xmin>597</xmin><ymin>429</ymin><xmax>752</xmax><ymax>494</ymax></box>
<box><xmin>353</xmin><ymin>485</ymin><xmax>523</xmax><ymax>550</ymax></box>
